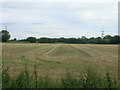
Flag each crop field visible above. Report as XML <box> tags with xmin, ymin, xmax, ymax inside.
<box><xmin>2</xmin><ymin>43</ymin><xmax>118</xmax><ymax>79</ymax></box>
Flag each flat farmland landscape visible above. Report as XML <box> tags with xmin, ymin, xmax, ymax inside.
<box><xmin>2</xmin><ymin>43</ymin><xmax>118</xmax><ymax>80</ymax></box>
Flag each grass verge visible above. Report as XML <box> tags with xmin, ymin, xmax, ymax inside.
<box><xmin>2</xmin><ymin>65</ymin><xmax>119</xmax><ymax>88</ymax></box>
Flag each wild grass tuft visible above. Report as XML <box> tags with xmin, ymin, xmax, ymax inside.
<box><xmin>2</xmin><ymin>65</ymin><xmax>118</xmax><ymax>88</ymax></box>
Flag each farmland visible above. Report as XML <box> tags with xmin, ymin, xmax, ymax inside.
<box><xmin>2</xmin><ymin>43</ymin><xmax>118</xmax><ymax>79</ymax></box>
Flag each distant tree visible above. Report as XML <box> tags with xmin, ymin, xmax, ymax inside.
<box><xmin>103</xmin><ymin>35</ymin><xmax>113</xmax><ymax>40</ymax></box>
<box><xmin>13</xmin><ymin>38</ymin><xmax>17</xmax><ymax>41</ymax></box>
<box><xmin>95</xmin><ymin>37</ymin><xmax>107</xmax><ymax>44</ymax></box>
<box><xmin>110</xmin><ymin>35</ymin><xmax>120</xmax><ymax>44</ymax></box>
<box><xmin>80</xmin><ymin>36</ymin><xmax>87</xmax><ymax>44</ymax></box>
<box><xmin>26</xmin><ymin>37</ymin><xmax>36</xmax><ymax>43</ymax></box>
<box><xmin>0</xmin><ymin>30</ymin><xmax>10</xmax><ymax>42</ymax></box>
<box><xmin>103</xmin><ymin>35</ymin><xmax>113</xmax><ymax>44</ymax></box>
<box><xmin>88</xmin><ymin>37</ymin><xmax>97</xmax><ymax>44</ymax></box>
<box><xmin>57</xmin><ymin>37</ymin><xmax>66</xmax><ymax>43</ymax></box>
<box><xmin>66</xmin><ymin>38</ymin><xmax>77</xmax><ymax>44</ymax></box>
<box><xmin>38</xmin><ymin>37</ymin><xmax>49</xmax><ymax>43</ymax></box>
<box><xmin>81</xmin><ymin>36</ymin><xmax>87</xmax><ymax>39</ymax></box>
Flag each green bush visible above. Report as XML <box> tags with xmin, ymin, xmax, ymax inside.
<box><xmin>61</xmin><ymin>73</ymin><xmax>79</xmax><ymax>88</ymax></box>
<box><xmin>2</xmin><ymin>66</ymin><xmax>118</xmax><ymax>88</ymax></box>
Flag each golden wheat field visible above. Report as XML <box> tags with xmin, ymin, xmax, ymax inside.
<box><xmin>2</xmin><ymin>43</ymin><xmax>118</xmax><ymax>79</ymax></box>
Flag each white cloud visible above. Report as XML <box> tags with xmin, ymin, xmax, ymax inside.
<box><xmin>0</xmin><ymin>1</ymin><xmax>118</xmax><ymax>39</ymax></box>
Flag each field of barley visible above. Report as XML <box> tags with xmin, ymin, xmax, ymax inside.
<box><xmin>2</xmin><ymin>43</ymin><xmax>118</xmax><ymax>80</ymax></box>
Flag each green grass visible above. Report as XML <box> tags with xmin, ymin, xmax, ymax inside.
<box><xmin>2</xmin><ymin>43</ymin><xmax>118</xmax><ymax>88</ymax></box>
<box><xmin>2</xmin><ymin>65</ymin><xmax>118</xmax><ymax>88</ymax></box>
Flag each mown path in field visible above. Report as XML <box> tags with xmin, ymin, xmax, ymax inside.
<box><xmin>2</xmin><ymin>43</ymin><xmax>118</xmax><ymax>78</ymax></box>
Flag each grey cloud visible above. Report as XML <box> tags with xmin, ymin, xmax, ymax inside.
<box><xmin>1</xmin><ymin>1</ymin><xmax>117</xmax><ymax>39</ymax></box>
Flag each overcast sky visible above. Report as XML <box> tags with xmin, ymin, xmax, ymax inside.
<box><xmin>0</xmin><ymin>0</ymin><xmax>119</xmax><ymax>39</ymax></box>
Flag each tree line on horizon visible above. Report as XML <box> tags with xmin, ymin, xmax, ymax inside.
<box><xmin>0</xmin><ymin>30</ymin><xmax>120</xmax><ymax>44</ymax></box>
